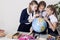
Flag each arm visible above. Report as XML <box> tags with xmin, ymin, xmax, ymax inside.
<box><xmin>28</xmin><ymin>27</ymin><xmax>33</xmax><ymax>35</ymax></box>
<box><xmin>47</xmin><ymin>20</ymin><xmax>57</xmax><ymax>31</ymax></box>
<box><xmin>44</xmin><ymin>17</ymin><xmax>57</xmax><ymax>31</ymax></box>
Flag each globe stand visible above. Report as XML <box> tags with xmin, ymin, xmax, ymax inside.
<box><xmin>35</xmin><ymin>34</ymin><xmax>40</xmax><ymax>40</ymax></box>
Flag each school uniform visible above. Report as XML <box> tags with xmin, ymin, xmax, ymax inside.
<box><xmin>48</xmin><ymin>14</ymin><xmax>58</xmax><ymax>36</ymax></box>
<box><xmin>17</xmin><ymin>8</ymin><xmax>35</xmax><ymax>32</ymax></box>
<box><xmin>39</xmin><ymin>11</ymin><xmax>58</xmax><ymax>36</ymax></box>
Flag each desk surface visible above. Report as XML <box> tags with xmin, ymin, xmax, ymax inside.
<box><xmin>0</xmin><ymin>32</ymin><xmax>48</xmax><ymax>40</ymax></box>
<box><xmin>0</xmin><ymin>34</ymin><xmax>48</xmax><ymax>40</ymax></box>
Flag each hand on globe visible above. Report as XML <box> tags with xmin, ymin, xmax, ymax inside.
<box><xmin>44</xmin><ymin>17</ymin><xmax>49</xmax><ymax>22</ymax></box>
<box><xmin>35</xmin><ymin>14</ymin><xmax>39</xmax><ymax>17</ymax></box>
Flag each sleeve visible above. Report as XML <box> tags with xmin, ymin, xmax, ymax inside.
<box><xmin>42</xmin><ymin>11</ymin><xmax>47</xmax><ymax>17</ymax></box>
<box><xmin>50</xmin><ymin>16</ymin><xmax>58</xmax><ymax>23</ymax></box>
<box><xmin>20</xmin><ymin>9</ymin><xmax>29</xmax><ymax>24</ymax></box>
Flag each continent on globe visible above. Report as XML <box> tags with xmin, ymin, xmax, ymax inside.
<box><xmin>32</xmin><ymin>17</ymin><xmax>47</xmax><ymax>33</ymax></box>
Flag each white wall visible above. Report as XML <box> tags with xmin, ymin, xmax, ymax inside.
<box><xmin>0</xmin><ymin>0</ymin><xmax>60</xmax><ymax>34</ymax></box>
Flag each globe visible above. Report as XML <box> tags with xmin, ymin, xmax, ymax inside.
<box><xmin>32</xmin><ymin>17</ymin><xmax>47</xmax><ymax>33</ymax></box>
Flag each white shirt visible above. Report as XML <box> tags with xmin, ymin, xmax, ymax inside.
<box><xmin>49</xmin><ymin>14</ymin><xmax>58</xmax><ymax>23</ymax></box>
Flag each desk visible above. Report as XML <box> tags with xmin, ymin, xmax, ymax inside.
<box><xmin>0</xmin><ymin>32</ymin><xmax>48</xmax><ymax>40</ymax></box>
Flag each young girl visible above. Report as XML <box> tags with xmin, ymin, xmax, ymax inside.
<box><xmin>38</xmin><ymin>1</ymin><xmax>46</xmax><ymax>17</ymax></box>
<box><xmin>44</xmin><ymin>5</ymin><xmax>58</xmax><ymax>36</ymax></box>
<box><xmin>17</xmin><ymin>0</ymin><xmax>38</xmax><ymax>32</ymax></box>
<box><xmin>36</xmin><ymin>1</ymin><xmax>47</xmax><ymax>34</ymax></box>
<box><xmin>29</xmin><ymin>1</ymin><xmax>47</xmax><ymax>34</ymax></box>
<box><xmin>12</xmin><ymin>0</ymin><xmax>39</xmax><ymax>39</ymax></box>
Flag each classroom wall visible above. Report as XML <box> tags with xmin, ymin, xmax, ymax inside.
<box><xmin>0</xmin><ymin>0</ymin><xmax>60</xmax><ymax>34</ymax></box>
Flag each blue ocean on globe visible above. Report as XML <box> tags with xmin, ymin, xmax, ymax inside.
<box><xmin>32</xmin><ymin>18</ymin><xmax>47</xmax><ymax>32</ymax></box>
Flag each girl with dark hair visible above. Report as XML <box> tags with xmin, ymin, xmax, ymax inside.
<box><xmin>38</xmin><ymin>1</ymin><xmax>46</xmax><ymax>17</ymax></box>
<box><xmin>28</xmin><ymin>1</ymin><xmax>47</xmax><ymax>39</ymax></box>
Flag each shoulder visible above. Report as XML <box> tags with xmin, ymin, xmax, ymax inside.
<box><xmin>49</xmin><ymin>15</ymin><xmax>58</xmax><ymax>23</ymax></box>
<box><xmin>49</xmin><ymin>15</ymin><xmax>57</xmax><ymax>19</ymax></box>
<box><xmin>22</xmin><ymin>8</ymin><xmax>27</xmax><ymax>12</ymax></box>
<box><xmin>21</xmin><ymin>8</ymin><xmax>27</xmax><ymax>14</ymax></box>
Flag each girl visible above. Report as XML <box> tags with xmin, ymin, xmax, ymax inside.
<box><xmin>12</xmin><ymin>0</ymin><xmax>39</xmax><ymax>39</ymax></box>
<box><xmin>17</xmin><ymin>0</ymin><xmax>38</xmax><ymax>32</ymax></box>
<box><xmin>44</xmin><ymin>5</ymin><xmax>58</xmax><ymax>36</ymax></box>
<box><xmin>29</xmin><ymin>1</ymin><xmax>47</xmax><ymax>35</ymax></box>
<box><xmin>38</xmin><ymin>1</ymin><xmax>46</xmax><ymax>17</ymax></box>
<box><xmin>28</xmin><ymin>1</ymin><xmax>47</xmax><ymax>39</ymax></box>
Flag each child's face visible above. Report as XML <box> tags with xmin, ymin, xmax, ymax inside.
<box><xmin>39</xmin><ymin>5</ymin><xmax>45</xmax><ymax>12</ymax></box>
<box><xmin>46</xmin><ymin>8</ymin><xmax>53</xmax><ymax>16</ymax></box>
<box><xmin>31</xmin><ymin>4</ymin><xmax>38</xmax><ymax>11</ymax></box>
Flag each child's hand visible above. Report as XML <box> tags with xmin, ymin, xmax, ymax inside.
<box><xmin>44</xmin><ymin>17</ymin><xmax>49</xmax><ymax>22</ymax></box>
<box><xmin>35</xmin><ymin>14</ymin><xmax>39</xmax><ymax>17</ymax></box>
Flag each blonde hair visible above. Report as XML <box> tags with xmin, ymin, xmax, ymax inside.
<box><xmin>29</xmin><ymin>0</ymin><xmax>38</xmax><ymax>13</ymax></box>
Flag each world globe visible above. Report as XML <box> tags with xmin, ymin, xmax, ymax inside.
<box><xmin>32</xmin><ymin>17</ymin><xmax>47</xmax><ymax>33</ymax></box>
